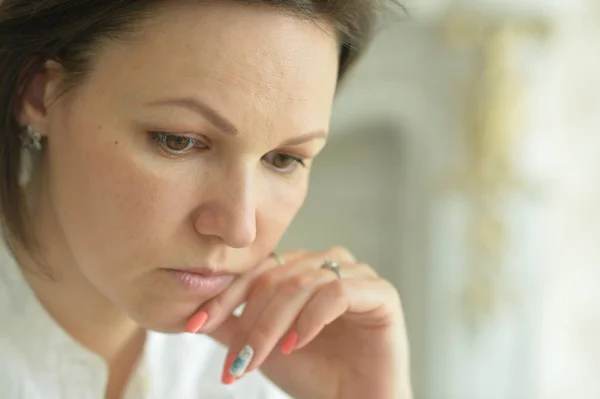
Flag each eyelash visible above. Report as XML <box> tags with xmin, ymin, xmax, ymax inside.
<box><xmin>149</xmin><ymin>132</ymin><xmax>307</xmax><ymax>173</ymax></box>
<box><xmin>150</xmin><ymin>132</ymin><xmax>206</xmax><ymax>155</ymax></box>
<box><xmin>262</xmin><ymin>152</ymin><xmax>306</xmax><ymax>174</ymax></box>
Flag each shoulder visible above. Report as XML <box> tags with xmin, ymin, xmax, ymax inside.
<box><xmin>0</xmin><ymin>336</ymin><xmax>28</xmax><ymax>398</ymax></box>
<box><xmin>145</xmin><ymin>332</ymin><xmax>292</xmax><ymax>399</ymax></box>
<box><xmin>0</xmin><ymin>243</ymin><xmax>40</xmax><ymax>396</ymax></box>
<box><xmin>0</xmin><ymin>328</ymin><xmax>62</xmax><ymax>399</ymax></box>
<box><xmin>0</xmin><ymin>243</ymin><xmax>99</xmax><ymax>399</ymax></box>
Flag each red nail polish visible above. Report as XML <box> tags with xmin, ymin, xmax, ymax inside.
<box><xmin>281</xmin><ymin>330</ymin><xmax>299</xmax><ymax>355</ymax></box>
<box><xmin>222</xmin><ymin>353</ymin><xmax>237</xmax><ymax>385</ymax></box>
<box><xmin>184</xmin><ymin>311</ymin><xmax>208</xmax><ymax>333</ymax></box>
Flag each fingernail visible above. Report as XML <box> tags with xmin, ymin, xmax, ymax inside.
<box><xmin>281</xmin><ymin>330</ymin><xmax>299</xmax><ymax>355</ymax></box>
<box><xmin>229</xmin><ymin>345</ymin><xmax>254</xmax><ymax>377</ymax></box>
<box><xmin>221</xmin><ymin>353</ymin><xmax>237</xmax><ymax>385</ymax></box>
<box><xmin>184</xmin><ymin>311</ymin><xmax>208</xmax><ymax>333</ymax></box>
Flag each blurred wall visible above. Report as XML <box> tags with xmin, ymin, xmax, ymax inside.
<box><xmin>279</xmin><ymin>1</ymin><xmax>600</xmax><ymax>398</ymax></box>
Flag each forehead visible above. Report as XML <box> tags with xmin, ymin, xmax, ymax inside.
<box><xmin>86</xmin><ymin>3</ymin><xmax>340</xmax><ymax>132</ymax></box>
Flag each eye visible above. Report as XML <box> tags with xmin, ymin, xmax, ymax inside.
<box><xmin>263</xmin><ymin>152</ymin><xmax>306</xmax><ymax>173</ymax></box>
<box><xmin>150</xmin><ymin>132</ymin><xmax>207</xmax><ymax>155</ymax></box>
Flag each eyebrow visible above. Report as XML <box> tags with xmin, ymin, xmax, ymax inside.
<box><xmin>146</xmin><ymin>97</ymin><xmax>328</xmax><ymax>146</ymax></box>
<box><xmin>146</xmin><ymin>97</ymin><xmax>238</xmax><ymax>134</ymax></box>
<box><xmin>280</xmin><ymin>131</ymin><xmax>327</xmax><ymax>146</ymax></box>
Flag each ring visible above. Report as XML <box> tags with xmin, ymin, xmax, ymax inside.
<box><xmin>321</xmin><ymin>259</ymin><xmax>342</xmax><ymax>279</ymax></box>
<box><xmin>271</xmin><ymin>252</ymin><xmax>285</xmax><ymax>266</ymax></box>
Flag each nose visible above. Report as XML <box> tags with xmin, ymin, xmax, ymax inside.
<box><xmin>193</xmin><ymin>165</ymin><xmax>257</xmax><ymax>249</ymax></box>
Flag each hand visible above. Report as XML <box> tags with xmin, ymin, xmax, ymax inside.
<box><xmin>186</xmin><ymin>248</ymin><xmax>413</xmax><ymax>399</ymax></box>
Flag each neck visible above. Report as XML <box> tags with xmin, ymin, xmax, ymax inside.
<box><xmin>13</xmin><ymin>171</ymin><xmax>143</xmax><ymax>363</ymax></box>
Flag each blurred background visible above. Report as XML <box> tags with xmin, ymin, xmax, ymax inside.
<box><xmin>277</xmin><ymin>1</ymin><xmax>600</xmax><ymax>398</ymax></box>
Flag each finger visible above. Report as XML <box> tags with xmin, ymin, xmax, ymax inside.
<box><xmin>280</xmin><ymin>273</ymin><xmax>371</xmax><ymax>354</ymax></box>
<box><xmin>224</xmin><ymin>268</ymin><xmax>336</xmax><ymax>381</ymax></box>
<box><xmin>290</xmin><ymin>273</ymin><xmax>397</xmax><ymax>352</ymax></box>
<box><xmin>222</xmin><ymin>262</ymin><xmax>371</xmax><ymax>381</ymax></box>
<box><xmin>291</xmin><ymin>278</ymin><xmax>350</xmax><ymax>351</ymax></box>
<box><xmin>227</xmin><ymin>251</ymin><xmax>338</xmax><ymax>334</ymax></box>
<box><xmin>206</xmin><ymin>313</ymin><xmax>239</xmax><ymax>347</ymax></box>
<box><xmin>198</xmin><ymin>249</ymin><xmax>341</xmax><ymax>334</ymax></box>
<box><xmin>208</xmin><ymin>265</ymin><xmax>374</xmax><ymax>348</ymax></box>
<box><xmin>186</xmin><ymin>250</ymin><xmax>306</xmax><ymax>333</ymax></box>
<box><xmin>260</xmin><ymin>262</ymin><xmax>374</xmax><ymax>355</ymax></box>
<box><xmin>321</xmin><ymin>246</ymin><xmax>358</xmax><ymax>265</ymax></box>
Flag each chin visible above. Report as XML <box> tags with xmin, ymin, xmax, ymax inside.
<box><xmin>123</xmin><ymin>298</ymin><xmax>201</xmax><ymax>334</ymax></box>
<box><xmin>143</xmin><ymin>322</ymin><xmax>186</xmax><ymax>334</ymax></box>
<box><xmin>132</xmin><ymin>313</ymin><xmax>190</xmax><ymax>334</ymax></box>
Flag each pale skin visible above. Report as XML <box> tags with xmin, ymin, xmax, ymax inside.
<box><xmin>15</xmin><ymin>3</ymin><xmax>411</xmax><ymax>399</ymax></box>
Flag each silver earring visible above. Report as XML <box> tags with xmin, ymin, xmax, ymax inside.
<box><xmin>21</xmin><ymin>125</ymin><xmax>43</xmax><ymax>151</ymax></box>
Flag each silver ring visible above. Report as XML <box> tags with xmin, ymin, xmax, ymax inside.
<box><xmin>271</xmin><ymin>252</ymin><xmax>285</xmax><ymax>266</ymax></box>
<box><xmin>321</xmin><ymin>259</ymin><xmax>342</xmax><ymax>279</ymax></box>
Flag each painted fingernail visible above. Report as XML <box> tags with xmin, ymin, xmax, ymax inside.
<box><xmin>281</xmin><ymin>330</ymin><xmax>299</xmax><ymax>355</ymax></box>
<box><xmin>184</xmin><ymin>311</ymin><xmax>208</xmax><ymax>333</ymax></box>
<box><xmin>229</xmin><ymin>345</ymin><xmax>254</xmax><ymax>377</ymax></box>
<box><xmin>222</xmin><ymin>353</ymin><xmax>237</xmax><ymax>385</ymax></box>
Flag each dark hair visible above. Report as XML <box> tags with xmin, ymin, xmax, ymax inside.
<box><xmin>0</xmin><ymin>0</ymin><xmax>403</xmax><ymax>250</ymax></box>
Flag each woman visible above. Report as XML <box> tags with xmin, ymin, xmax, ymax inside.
<box><xmin>0</xmin><ymin>1</ymin><xmax>412</xmax><ymax>398</ymax></box>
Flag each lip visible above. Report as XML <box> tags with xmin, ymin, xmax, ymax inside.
<box><xmin>165</xmin><ymin>268</ymin><xmax>235</xmax><ymax>296</ymax></box>
<box><xmin>178</xmin><ymin>267</ymin><xmax>230</xmax><ymax>277</ymax></box>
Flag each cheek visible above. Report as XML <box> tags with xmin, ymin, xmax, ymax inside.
<box><xmin>46</xmin><ymin>124</ymin><xmax>188</xmax><ymax>268</ymax></box>
<box><xmin>257</xmin><ymin>177</ymin><xmax>307</xmax><ymax>241</ymax></box>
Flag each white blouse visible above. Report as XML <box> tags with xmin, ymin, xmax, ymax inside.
<box><xmin>0</xmin><ymin>240</ymin><xmax>292</xmax><ymax>399</ymax></box>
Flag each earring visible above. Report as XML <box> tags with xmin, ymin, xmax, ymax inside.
<box><xmin>21</xmin><ymin>125</ymin><xmax>43</xmax><ymax>151</ymax></box>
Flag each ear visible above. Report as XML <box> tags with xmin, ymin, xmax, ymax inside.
<box><xmin>17</xmin><ymin>60</ymin><xmax>64</xmax><ymax>135</ymax></box>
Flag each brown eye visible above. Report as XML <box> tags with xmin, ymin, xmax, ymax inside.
<box><xmin>272</xmin><ymin>154</ymin><xmax>296</xmax><ymax>169</ymax></box>
<box><xmin>164</xmin><ymin>135</ymin><xmax>193</xmax><ymax>151</ymax></box>
<box><xmin>150</xmin><ymin>132</ymin><xmax>205</xmax><ymax>155</ymax></box>
<box><xmin>263</xmin><ymin>152</ymin><xmax>305</xmax><ymax>173</ymax></box>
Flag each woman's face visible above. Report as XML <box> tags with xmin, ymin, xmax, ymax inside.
<box><xmin>32</xmin><ymin>4</ymin><xmax>338</xmax><ymax>331</ymax></box>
